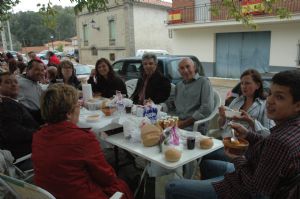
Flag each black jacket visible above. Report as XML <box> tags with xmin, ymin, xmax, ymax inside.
<box><xmin>87</xmin><ymin>75</ymin><xmax>127</xmax><ymax>98</ymax></box>
<box><xmin>0</xmin><ymin>96</ymin><xmax>39</xmax><ymax>159</ymax></box>
<box><xmin>131</xmin><ymin>71</ymin><xmax>171</xmax><ymax>105</ymax></box>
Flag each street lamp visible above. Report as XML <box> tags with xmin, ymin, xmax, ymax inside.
<box><xmin>90</xmin><ymin>19</ymin><xmax>100</xmax><ymax>31</ymax></box>
<box><xmin>50</xmin><ymin>35</ymin><xmax>54</xmax><ymax>50</ymax></box>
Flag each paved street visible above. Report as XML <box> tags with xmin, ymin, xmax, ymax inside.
<box><xmin>209</xmin><ymin>77</ymin><xmax>238</xmax><ymax>105</ymax></box>
<box><xmin>213</xmin><ymin>86</ymin><xmax>229</xmax><ymax>105</ymax></box>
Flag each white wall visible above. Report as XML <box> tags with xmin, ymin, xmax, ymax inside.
<box><xmin>133</xmin><ymin>5</ymin><xmax>172</xmax><ymax>54</ymax></box>
<box><xmin>76</xmin><ymin>6</ymin><xmax>127</xmax><ymax>64</ymax></box>
<box><xmin>171</xmin><ymin>21</ymin><xmax>300</xmax><ymax>68</ymax></box>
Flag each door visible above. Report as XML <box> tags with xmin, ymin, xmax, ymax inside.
<box><xmin>216</xmin><ymin>31</ymin><xmax>271</xmax><ymax>78</ymax></box>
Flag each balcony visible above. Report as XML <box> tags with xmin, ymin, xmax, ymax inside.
<box><xmin>167</xmin><ymin>0</ymin><xmax>300</xmax><ymax>26</ymax></box>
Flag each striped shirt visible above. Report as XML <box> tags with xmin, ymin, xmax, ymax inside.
<box><xmin>225</xmin><ymin>96</ymin><xmax>275</xmax><ymax>137</ymax></box>
<box><xmin>213</xmin><ymin>116</ymin><xmax>300</xmax><ymax>199</ymax></box>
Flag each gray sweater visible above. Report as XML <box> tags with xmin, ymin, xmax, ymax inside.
<box><xmin>17</xmin><ymin>75</ymin><xmax>42</xmax><ymax>111</ymax></box>
<box><xmin>175</xmin><ymin>74</ymin><xmax>214</xmax><ymax>121</ymax></box>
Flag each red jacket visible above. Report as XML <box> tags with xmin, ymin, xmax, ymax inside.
<box><xmin>48</xmin><ymin>55</ymin><xmax>60</xmax><ymax>66</ymax></box>
<box><xmin>32</xmin><ymin>121</ymin><xmax>133</xmax><ymax>199</ymax></box>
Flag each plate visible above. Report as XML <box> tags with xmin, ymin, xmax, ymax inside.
<box><xmin>86</xmin><ymin>114</ymin><xmax>100</xmax><ymax>122</ymax></box>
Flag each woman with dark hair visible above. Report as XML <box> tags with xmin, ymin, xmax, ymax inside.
<box><xmin>57</xmin><ymin>60</ymin><xmax>81</xmax><ymax>90</ymax></box>
<box><xmin>87</xmin><ymin>58</ymin><xmax>127</xmax><ymax>98</ymax></box>
<box><xmin>32</xmin><ymin>84</ymin><xmax>133</xmax><ymax>199</ymax></box>
<box><xmin>218</xmin><ymin>69</ymin><xmax>274</xmax><ymax>136</ymax></box>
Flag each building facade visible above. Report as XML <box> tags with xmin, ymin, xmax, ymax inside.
<box><xmin>76</xmin><ymin>0</ymin><xmax>172</xmax><ymax>65</ymax></box>
<box><xmin>167</xmin><ymin>0</ymin><xmax>300</xmax><ymax>77</ymax></box>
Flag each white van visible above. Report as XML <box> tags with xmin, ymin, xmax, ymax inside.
<box><xmin>135</xmin><ymin>49</ymin><xmax>169</xmax><ymax>57</ymax></box>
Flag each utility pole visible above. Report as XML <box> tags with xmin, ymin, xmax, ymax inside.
<box><xmin>0</xmin><ymin>21</ymin><xmax>8</xmax><ymax>51</ymax></box>
<box><xmin>7</xmin><ymin>20</ymin><xmax>13</xmax><ymax>51</ymax></box>
<box><xmin>50</xmin><ymin>35</ymin><xmax>54</xmax><ymax>50</ymax></box>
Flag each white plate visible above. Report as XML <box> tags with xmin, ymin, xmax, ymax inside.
<box><xmin>86</xmin><ymin>114</ymin><xmax>101</xmax><ymax>123</ymax></box>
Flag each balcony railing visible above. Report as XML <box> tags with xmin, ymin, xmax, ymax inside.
<box><xmin>167</xmin><ymin>0</ymin><xmax>300</xmax><ymax>25</ymax></box>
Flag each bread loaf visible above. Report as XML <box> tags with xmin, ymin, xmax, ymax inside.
<box><xmin>164</xmin><ymin>148</ymin><xmax>181</xmax><ymax>162</ymax></box>
<box><xmin>141</xmin><ymin>124</ymin><xmax>162</xmax><ymax>147</ymax></box>
<box><xmin>199</xmin><ymin>138</ymin><xmax>214</xmax><ymax>149</ymax></box>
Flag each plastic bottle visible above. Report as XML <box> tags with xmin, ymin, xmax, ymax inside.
<box><xmin>116</xmin><ymin>90</ymin><xmax>125</xmax><ymax>115</ymax></box>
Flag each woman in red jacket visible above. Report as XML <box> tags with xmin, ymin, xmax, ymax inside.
<box><xmin>32</xmin><ymin>84</ymin><xmax>133</xmax><ymax>199</ymax></box>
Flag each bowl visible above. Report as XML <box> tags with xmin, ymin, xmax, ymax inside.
<box><xmin>225</xmin><ymin>110</ymin><xmax>242</xmax><ymax>119</ymax></box>
<box><xmin>86</xmin><ymin>114</ymin><xmax>100</xmax><ymax>122</ymax></box>
<box><xmin>222</xmin><ymin>137</ymin><xmax>249</xmax><ymax>155</ymax></box>
<box><xmin>102</xmin><ymin>106</ymin><xmax>116</xmax><ymax>116</ymax></box>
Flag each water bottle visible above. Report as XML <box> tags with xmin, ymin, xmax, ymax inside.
<box><xmin>116</xmin><ymin>91</ymin><xmax>125</xmax><ymax>115</ymax></box>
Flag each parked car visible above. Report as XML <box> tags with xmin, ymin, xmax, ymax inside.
<box><xmin>73</xmin><ymin>63</ymin><xmax>93</xmax><ymax>80</ymax></box>
<box><xmin>225</xmin><ymin>74</ymin><xmax>273</xmax><ymax>106</ymax></box>
<box><xmin>37</xmin><ymin>50</ymin><xmax>65</xmax><ymax>60</ymax></box>
<box><xmin>112</xmin><ymin>55</ymin><xmax>204</xmax><ymax>84</ymax></box>
<box><xmin>136</xmin><ymin>49</ymin><xmax>169</xmax><ymax>57</ymax></box>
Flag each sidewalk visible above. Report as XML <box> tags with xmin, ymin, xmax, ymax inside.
<box><xmin>208</xmin><ymin>77</ymin><xmax>239</xmax><ymax>88</ymax></box>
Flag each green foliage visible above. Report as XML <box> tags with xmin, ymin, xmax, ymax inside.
<box><xmin>56</xmin><ymin>44</ymin><xmax>63</xmax><ymax>52</ymax></box>
<box><xmin>9</xmin><ymin>6</ymin><xmax>76</xmax><ymax>47</ymax></box>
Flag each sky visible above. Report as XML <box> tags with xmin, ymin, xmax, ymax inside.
<box><xmin>13</xmin><ymin>0</ymin><xmax>172</xmax><ymax>13</ymax></box>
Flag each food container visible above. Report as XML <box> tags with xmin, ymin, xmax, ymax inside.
<box><xmin>86</xmin><ymin>114</ymin><xmax>100</xmax><ymax>122</ymax></box>
<box><xmin>222</xmin><ymin>137</ymin><xmax>249</xmax><ymax>155</ymax></box>
<box><xmin>225</xmin><ymin>110</ymin><xmax>242</xmax><ymax>118</ymax></box>
<box><xmin>85</xmin><ymin>99</ymin><xmax>102</xmax><ymax>110</ymax></box>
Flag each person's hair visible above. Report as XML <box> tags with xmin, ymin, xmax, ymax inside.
<box><xmin>272</xmin><ymin>70</ymin><xmax>300</xmax><ymax>103</ymax></box>
<box><xmin>57</xmin><ymin>60</ymin><xmax>76</xmax><ymax>79</ymax></box>
<box><xmin>17</xmin><ymin>62</ymin><xmax>27</xmax><ymax>74</ymax></box>
<box><xmin>41</xmin><ymin>84</ymin><xmax>79</xmax><ymax>123</ymax></box>
<box><xmin>47</xmin><ymin>66</ymin><xmax>57</xmax><ymax>80</ymax></box>
<box><xmin>0</xmin><ymin>69</ymin><xmax>10</xmax><ymax>83</ymax></box>
<box><xmin>95</xmin><ymin>58</ymin><xmax>116</xmax><ymax>80</ymax></box>
<box><xmin>28</xmin><ymin>51</ymin><xmax>34</xmax><ymax>56</ymax></box>
<box><xmin>27</xmin><ymin>59</ymin><xmax>44</xmax><ymax>70</ymax></box>
<box><xmin>8</xmin><ymin>59</ymin><xmax>18</xmax><ymax>74</ymax></box>
<box><xmin>178</xmin><ymin>57</ymin><xmax>198</xmax><ymax>73</ymax></box>
<box><xmin>47</xmin><ymin>51</ymin><xmax>55</xmax><ymax>57</ymax></box>
<box><xmin>240</xmin><ymin>69</ymin><xmax>265</xmax><ymax>100</ymax></box>
<box><xmin>142</xmin><ymin>53</ymin><xmax>158</xmax><ymax>64</ymax></box>
<box><xmin>5</xmin><ymin>52</ymin><xmax>14</xmax><ymax>60</ymax></box>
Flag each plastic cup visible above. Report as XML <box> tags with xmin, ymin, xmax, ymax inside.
<box><xmin>187</xmin><ymin>136</ymin><xmax>196</xmax><ymax>150</ymax></box>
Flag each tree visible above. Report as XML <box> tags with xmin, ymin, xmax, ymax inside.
<box><xmin>9</xmin><ymin>6</ymin><xmax>76</xmax><ymax>47</ymax></box>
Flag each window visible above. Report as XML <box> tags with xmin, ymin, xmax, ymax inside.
<box><xmin>109</xmin><ymin>53</ymin><xmax>115</xmax><ymax>61</ymax></box>
<box><xmin>83</xmin><ymin>24</ymin><xmax>88</xmax><ymax>46</ymax></box>
<box><xmin>108</xmin><ymin>19</ymin><xmax>116</xmax><ymax>46</ymax></box>
<box><xmin>91</xmin><ymin>47</ymin><xmax>98</xmax><ymax>56</ymax></box>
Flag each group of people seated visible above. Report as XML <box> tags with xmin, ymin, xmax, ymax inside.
<box><xmin>0</xmin><ymin>51</ymin><xmax>299</xmax><ymax>199</ymax></box>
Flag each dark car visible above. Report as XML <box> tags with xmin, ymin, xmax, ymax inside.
<box><xmin>225</xmin><ymin>75</ymin><xmax>273</xmax><ymax>106</ymax></box>
<box><xmin>112</xmin><ymin>55</ymin><xmax>204</xmax><ymax>84</ymax></box>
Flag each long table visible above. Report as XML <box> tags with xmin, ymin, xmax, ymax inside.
<box><xmin>105</xmin><ymin>132</ymin><xmax>223</xmax><ymax>170</ymax></box>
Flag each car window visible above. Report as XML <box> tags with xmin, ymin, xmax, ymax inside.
<box><xmin>113</xmin><ymin>61</ymin><xmax>125</xmax><ymax>74</ymax></box>
<box><xmin>167</xmin><ymin>60</ymin><xmax>182</xmax><ymax>80</ymax></box>
<box><xmin>126</xmin><ymin>62</ymin><xmax>142</xmax><ymax>72</ymax></box>
<box><xmin>74</xmin><ymin>65</ymin><xmax>91</xmax><ymax>75</ymax></box>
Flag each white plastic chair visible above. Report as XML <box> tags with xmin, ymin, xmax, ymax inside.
<box><xmin>125</xmin><ymin>78</ymin><xmax>138</xmax><ymax>98</ymax></box>
<box><xmin>193</xmin><ymin>89</ymin><xmax>221</xmax><ymax>132</ymax></box>
<box><xmin>0</xmin><ymin>173</ymin><xmax>55</xmax><ymax>199</ymax></box>
<box><xmin>161</xmin><ymin>83</ymin><xmax>176</xmax><ymax>113</ymax></box>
